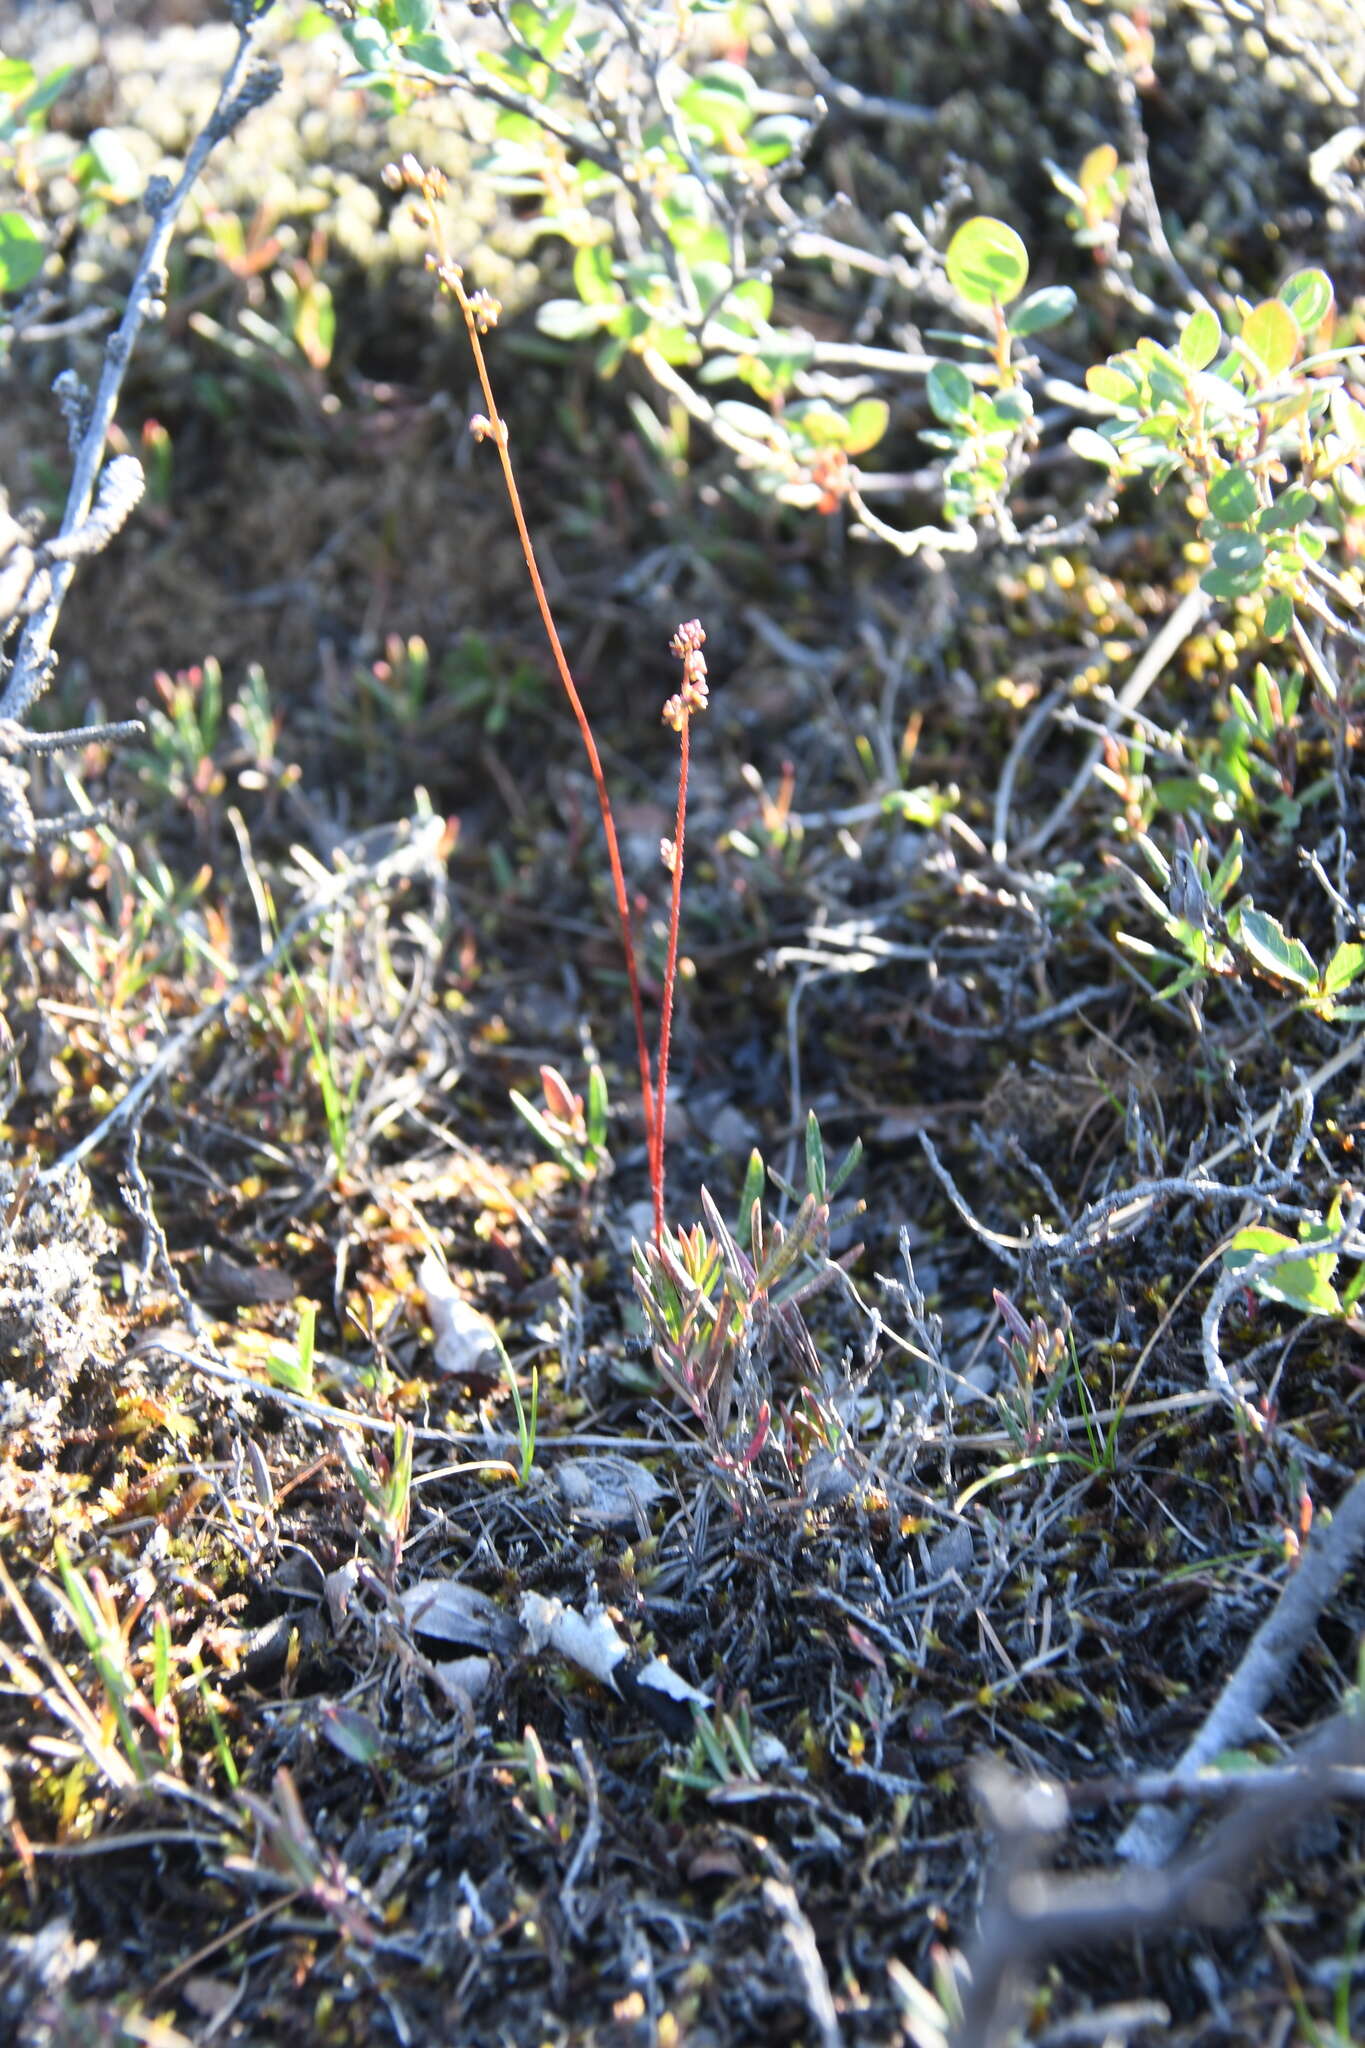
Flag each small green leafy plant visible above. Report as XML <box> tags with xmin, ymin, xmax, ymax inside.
<box><xmin>1115</xmin><ymin>821</ymin><xmax>1365</xmax><ymax>1023</ymax></box>
<box><xmin>1224</xmin><ymin>1191</ymin><xmax>1365</xmax><ymax>1327</ymax></box>
<box><xmin>632</xmin><ymin>1111</ymin><xmax>862</xmax><ymax>1465</ymax></box>
<box><xmin>923</xmin><ymin>216</ymin><xmax>1075</xmax><ymax>529</ymax></box>
<box><xmin>341</xmin><ymin>1418</ymin><xmax>414</xmax><ymax>1585</ymax></box>
<box><xmin>1072</xmin><ymin>266</ymin><xmax>1359</xmax><ymax>649</ymax></box>
<box><xmin>511</xmin><ymin>1061</ymin><xmax>611</xmax><ymax>1187</ymax></box>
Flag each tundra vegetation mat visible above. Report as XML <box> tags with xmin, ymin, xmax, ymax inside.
<box><xmin>0</xmin><ymin>2</ymin><xmax>1363</xmax><ymax>2044</ymax></box>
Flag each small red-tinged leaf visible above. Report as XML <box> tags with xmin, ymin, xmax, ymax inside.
<box><xmin>319</xmin><ymin>1704</ymin><xmax>386</xmax><ymax>1766</ymax></box>
<box><xmin>738</xmin><ymin>1401</ymin><xmax>770</xmax><ymax>1468</ymax></box>
<box><xmin>538</xmin><ymin>1064</ymin><xmax>581</xmax><ymax>1124</ymax></box>
<box><xmin>847</xmin><ymin>1624</ymin><xmax>887</xmax><ymax>1671</ymax></box>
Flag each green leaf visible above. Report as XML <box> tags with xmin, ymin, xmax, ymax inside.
<box><xmin>1279</xmin><ymin>267</ymin><xmax>1333</xmax><ymax>334</ymax></box>
<box><xmin>1147</xmin><ymin>361</ymin><xmax>1192</xmax><ymax>408</ymax></box>
<box><xmin>1084</xmin><ymin>363</ymin><xmax>1140</xmax><ymax>407</ymax></box>
<box><xmin>539</xmin><ymin>4</ymin><xmax>580</xmax><ymax>61</ymax></box>
<box><xmin>1206</xmin><ymin>466</ymin><xmax>1258</xmax><ymax>523</ymax></box>
<box><xmin>1230</xmin><ymin>904</ymin><xmax>1317</xmax><ymax>989</ymax></box>
<box><xmin>827</xmin><ymin>1134</ymin><xmax>863</xmax><ymax>1199</ymax></box>
<box><xmin>1257</xmin><ymin>486</ymin><xmax>1317</xmax><ymax>532</ymax></box>
<box><xmin>8</xmin><ymin>62</ymin><xmax>72</xmax><ymax>122</ymax></box>
<box><xmin>573</xmin><ymin>240</ymin><xmax>617</xmax><ymax>306</ymax></box>
<box><xmin>291</xmin><ymin>276</ymin><xmax>334</xmax><ymax>369</ymax></box>
<box><xmin>0</xmin><ymin>59</ymin><xmax>36</xmax><ymax>100</ymax></box>
<box><xmin>676</xmin><ymin>63</ymin><xmax>756</xmax><ymax>140</ymax></box>
<box><xmin>406</xmin><ymin>28</ymin><xmax>460</xmax><ymax>73</ymax></box>
<box><xmin>1322</xmin><ymin>941</ymin><xmax>1365</xmax><ymax>997</ymax></box>
<box><xmin>1224</xmin><ymin>1226</ymin><xmax>1341</xmax><ymax>1317</ymax></box>
<box><xmin>1179</xmin><ymin>307</ymin><xmax>1222</xmax><ymax>369</ymax></box>
<box><xmin>841</xmin><ymin>397</ymin><xmax>890</xmax><ymax>455</ymax></box>
<box><xmin>586</xmin><ymin>1062</ymin><xmax>609</xmax><ymax>1151</ymax></box>
<box><xmin>744</xmin><ymin>114</ymin><xmax>807</xmax><ymax>166</ymax></box>
<box><xmin>492</xmin><ymin>109</ymin><xmax>546</xmax><ymax>146</ymax></box>
<box><xmin>926</xmin><ymin>360</ymin><xmax>973</xmax><ymax>422</ymax></box>
<box><xmin>1202</xmin><ymin>532</ymin><xmax>1266</xmax><ymax>599</ymax></box>
<box><xmin>1208</xmin><ymin>831</ymin><xmax>1244</xmax><ymax>905</ymax></box>
<box><xmin>1263</xmin><ymin>590</ymin><xmax>1293</xmax><ymax>640</ymax></box>
<box><xmin>977</xmin><ymin>388</ymin><xmax>1031</xmax><ymax>428</ymax></box>
<box><xmin>1068</xmin><ymin>424</ymin><xmax>1129</xmax><ymax>469</ymax></box>
<box><xmin>536</xmin><ymin>297</ymin><xmax>617</xmax><ymax>339</ymax></box>
<box><xmin>1008</xmin><ymin>285</ymin><xmax>1076</xmax><ymax>337</ymax></box>
<box><xmin>715</xmin><ymin>398</ymin><xmax>781</xmax><ymax>446</ymax></box>
<box><xmin>945</xmin><ymin>217</ymin><xmax>1029</xmax><ymax>308</ymax></box>
<box><xmin>805</xmin><ymin>1111</ymin><xmax>826</xmax><ymax>1202</ymax></box>
<box><xmin>737</xmin><ymin>1147</ymin><xmax>766</xmax><ymax>1249</ymax></box>
<box><xmin>1240</xmin><ymin>300</ymin><xmax>1298</xmax><ymax>379</ymax></box>
<box><xmin>1078</xmin><ymin>142</ymin><xmax>1119</xmax><ymax>197</ymax></box>
<box><xmin>0</xmin><ymin>212</ymin><xmax>42</xmax><ymax>294</ymax></box>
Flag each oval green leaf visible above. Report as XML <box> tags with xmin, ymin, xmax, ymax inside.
<box><xmin>1085</xmin><ymin>362</ymin><xmax>1139</xmax><ymax>407</ymax></box>
<box><xmin>841</xmin><ymin>397</ymin><xmax>890</xmax><ymax>455</ymax></box>
<box><xmin>1207</xmin><ymin>466</ymin><xmax>1259</xmax><ymax>523</ymax></box>
<box><xmin>926</xmin><ymin>360</ymin><xmax>974</xmax><ymax>422</ymax></box>
<box><xmin>1068</xmin><ymin>424</ymin><xmax>1128</xmax><ymax>469</ymax></box>
<box><xmin>536</xmin><ymin>298</ymin><xmax>618</xmax><ymax>340</ymax></box>
<box><xmin>1323</xmin><ymin>941</ymin><xmax>1365</xmax><ymax>997</ymax></box>
<box><xmin>945</xmin><ymin>217</ymin><xmax>1029</xmax><ymax>308</ymax></box>
<box><xmin>1279</xmin><ymin>267</ymin><xmax>1333</xmax><ymax>334</ymax></box>
<box><xmin>1224</xmin><ymin>1226</ymin><xmax>1341</xmax><ymax>1316</ymax></box>
<box><xmin>1257</xmin><ymin>485</ymin><xmax>1317</xmax><ymax>532</ymax></box>
<box><xmin>1240</xmin><ymin>300</ymin><xmax>1298</xmax><ymax>380</ymax></box>
<box><xmin>1008</xmin><ymin>285</ymin><xmax>1076</xmax><ymax>338</ymax></box>
<box><xmin>1232</xmin><ymin>905</ymin><xmax>1317</xmax><ymax>989</ymax></box>
<box><xmin>1202</xmin><ymin>531</ymin><xmax>1266</xmax><ymax>598</ymax></box>
<box><xmin>0</xmin><ymin>212</ymin><xmax>43</xmax><ymax>295</ymax></box>
<box><xmin>1263</xmin><ymin>590</ymin><xmax>1293</xmax><ymax>640</ymax></box>
<box><xmin>1179</xmin><ymin>307</ymin><xmax>1222</xmax><ymax>370</ymax></box>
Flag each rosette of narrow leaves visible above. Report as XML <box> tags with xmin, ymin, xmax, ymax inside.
<box><xmin>633</xmin><ymin>1112</ymin><xmax>862</xmax><ymax>1462</ymax></box>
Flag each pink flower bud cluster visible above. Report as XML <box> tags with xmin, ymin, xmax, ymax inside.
<box><xmin>662</xmin><ymin>620</ymin><xmax>709</xmax><ymax>732</ymax></box>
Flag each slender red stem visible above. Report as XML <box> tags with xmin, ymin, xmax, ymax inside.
<box><xmin>653</xmin><ymin>709</ymin><xmax>690</xmax><ymax>1243</ymax></box>
<box><xmin>442</xmin><ymin>263</ymin><xmax>658</xmax><ymax>1201</ymax></box>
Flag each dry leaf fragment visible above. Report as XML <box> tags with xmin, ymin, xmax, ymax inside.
<box><xmin>419</xmin><ymin>1250</ymin><xmax>501</xmax><ymax>1375</ymax></box>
